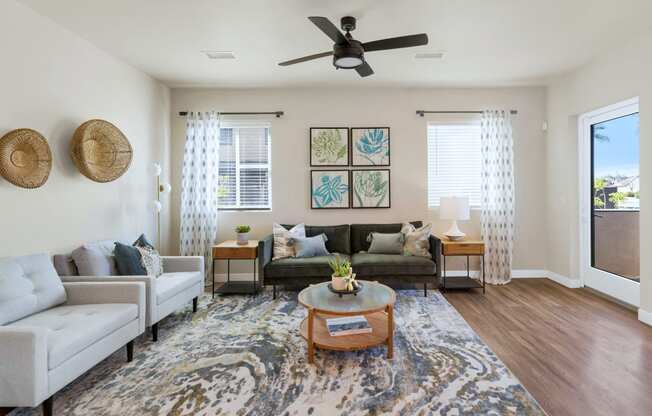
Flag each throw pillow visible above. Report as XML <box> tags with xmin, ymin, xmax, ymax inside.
<box><xmin>136</xmin><ymin>246</ymin><xmax>164</xmax><ymax>277</ymax></box>
<box><xmin>401</xmin><ymin>222</ymin><xmax>432</xmax><ymax>257</ymax></box>
<box><xmin>134</xmin><ymin>234</ymin><xmax>163</xmax><ymax>276</ymax></box>
<box><xmin>114</xmin><ymin>242</ymin><xmax>147</xmax><ymax>275</ymax></box>
<box><xmin>134</xmin><ymin>233</ymin><xmax>155</xmax><ymax>249</ymax></box>
<box><xmin>71</xmin><ymin>240</ymin><xmax>118</xmax><ymax>276</ymax></box>
<box><xmin>366</xmin><ymin>232</ymin><xmax>405</xmax><ymax>254</ymax></box>
<box><xmin>273</xmin><ymin>223</ymin><xmax>306</xmax><ymax>260</ymax></box>
<box><xmin>291</xmin><ymin>234</ymin><xmax>329</xmax><ymax>258</ymax></box>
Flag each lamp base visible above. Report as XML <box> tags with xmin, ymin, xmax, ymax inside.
<box><xmin>444</xmin><ymin>220</ymin><xmax>466</xmax><ymax>241</ymax></box>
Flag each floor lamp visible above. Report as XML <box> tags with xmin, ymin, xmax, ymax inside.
<box><xmin>152</xmin><ymin>162</ymin><xmax>171</xmax><ymax>251</ymax></box>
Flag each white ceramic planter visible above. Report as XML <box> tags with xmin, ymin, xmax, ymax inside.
<box><xmin>236</xmin><ymin>232</ymin><xmax>249</xmax><ymax>245</ymax></box>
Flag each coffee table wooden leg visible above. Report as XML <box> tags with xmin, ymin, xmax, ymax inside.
<box><xmin>308</xmin><ymin>308</ymin><xmax>315</xmax><ymax>364</ymax></box>
<box><xmin>387</xmin><ymin>304</ymin><xmax>394</xmax><ymax>359</ymax></box>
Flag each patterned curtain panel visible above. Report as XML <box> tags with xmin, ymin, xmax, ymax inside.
<box><xmin>180</xmin><ymin>112</ymin><xmax>220</xmax><ymax>284</ymax></box>
<box><xmin>480</xmin><ymin>110</ymin><xmax>515</xmax><ymax>285</ymax></box>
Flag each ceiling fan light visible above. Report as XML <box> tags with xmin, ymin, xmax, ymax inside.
<box><xmin>334</xmin><ymin>56</ymin><xmax>363</xmax><ymax>68</ymax></box>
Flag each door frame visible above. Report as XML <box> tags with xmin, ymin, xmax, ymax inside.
<box><xmin>578</xmin><ymin>96</ymin><xmax>639</xmax><ymax>307</ymax></box>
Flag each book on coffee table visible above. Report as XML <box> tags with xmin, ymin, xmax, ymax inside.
<box><xmin>326</xmin><ymin>315</ymin><xmax>372</xmax><ymax>336</ymax></box>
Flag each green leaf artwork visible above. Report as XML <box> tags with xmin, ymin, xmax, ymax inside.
<box><xmin>311</xmin><ymin>128</ymin><xmax>348</xmax><ymax>166</ymax></box>
<box><xmin>352</xmin><ymin>170</ymin><xmax>390</xmax><ymax>208</ymax></box>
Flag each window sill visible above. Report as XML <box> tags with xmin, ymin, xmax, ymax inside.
<box><xmin>218</xmin><ymin>208</ymin><xmax>272</xmax><ymax>213</ymax></box>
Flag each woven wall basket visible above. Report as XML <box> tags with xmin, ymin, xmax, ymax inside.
<box><xmin>0</xmin><ymin>128</ymin><xmax>52</xmax><ymax>189</ymax></box>
<box><xmin>70</xmin><ymin>119</ymin><xmax>132</xmax><ymax>183</ymax></box>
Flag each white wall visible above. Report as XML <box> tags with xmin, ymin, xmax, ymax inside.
<box><xmin>170</xmin><ymin>87</ymin><xmax>547</xmax><ymax>273</ymax></box>
<box><xmin>546</xmin><ymin>30</ymin><xmax>652</xmax><ymax>314</ymax></box>
<box><xmin>0</xmin><ymin>1</ymin><xmax>171</xmax><ymax>257</ymax></box>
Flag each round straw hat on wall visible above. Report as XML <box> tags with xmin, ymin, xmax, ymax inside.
<box><xmin>70</xmin><ymin>119</ymin><xmax>132</xmax><ymax>182</ymax></box>
<box><xmin>0</xmin><ymin>128</ymin><xmax>52</xmax><ymax>189</ymax></box>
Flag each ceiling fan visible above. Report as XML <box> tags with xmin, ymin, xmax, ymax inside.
<box><xmin>278</xmin><ymin>16</ymin><xmax>428</xmax><ymax>77</ymax></box>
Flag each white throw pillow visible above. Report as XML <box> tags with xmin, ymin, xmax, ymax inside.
<box><xmin>401</xmin><ymin>223</ymin><xmax>432</xmax><ymax>257</ymax></box>
<box><xmin>136</xmin><ymin>246</ymin><xmax>163</xmax><ymax>277</ymax></box>
<box><xmin>273</xmin><ymin>223</ymin><xmax>306</xmax><ymax>260</ymax></box>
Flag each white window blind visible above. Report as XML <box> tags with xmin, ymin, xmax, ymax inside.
<box><xmin>427</xmin><ymin>121</ymin><xmax>482</xmax><ymax>207</ymax></box>
<box><xmin>218</xmin><ymin>122</ymin><xmax>272</xmax><ymax>210</ymax></box>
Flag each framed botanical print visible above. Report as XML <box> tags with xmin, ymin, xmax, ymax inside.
<box><xmin>310</xmin><ymin>127</ymin><xmax>349</xmax><ymax>166</ymax></box>
<box><xmin>310</xmin><ymin>170</ymin><xmax>350</xmax><ymax>209</ymax></box>
<box><xmin>351</xmin><ymin>169</ymin><xmax>390</xmax><ymax>208</ymax></box>
<box><xmin>351</xmin><ymin>127</ymin><xmax>390</xmax><ymax>166</ymax></box>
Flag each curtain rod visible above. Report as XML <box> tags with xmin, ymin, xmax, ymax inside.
<box><xmin>416</xmin><ymin>110</ymin><xmax>517</xmax><ymax>117</ymax></box>
<box><xmin>178</xmin><ymin>111</ymin><xmax>284</xmax><ymax>118</ymax></box>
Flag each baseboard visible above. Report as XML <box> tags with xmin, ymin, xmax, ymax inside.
<box><xmin>213</xmin><ymin>273</ymin><xmax>255</xmax><ymax>282</ymax></box>
<box><xmin>638</xmin><ymin>308</ymin><xmax>652</xmax><ymax>327</ymax></box>
<box><xmin>511</xmin><ymin>269</ymin><xmax>548</xmax><ymax>278</ymax></box>
<box><xmin>545</xmin><ymin>271</ymin><xmax>583</xmax><ymax>288</ymax></box>
<box><xmin>214</xmin><ymin>270</ymin><xmax>583</xmax><ymax>288</ymax></box>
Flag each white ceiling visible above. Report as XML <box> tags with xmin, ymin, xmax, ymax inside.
<box><xmin>19</xmin><ymin>0</ymin><xmax>652</xmax><ymax>88</ymax></box>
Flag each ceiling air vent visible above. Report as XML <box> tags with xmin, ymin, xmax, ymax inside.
<box><xmin>203</xmin><ymin>51</ymin><xmax>236</xmax><ymax>60</ymax></box>
<box><xmin>415</xmin><ymin>52</ymin><xmax>445</xmax><ymax>60</ymax></box>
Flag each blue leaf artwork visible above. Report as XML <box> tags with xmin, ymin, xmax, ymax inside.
<box><xmin>311</xmin><ymin>171</ymin><xmax>350</xmax><ymax>208</ymax></box>
<box><xmin>352</xmin><ymin>128</ymin><xmax>390</xmax><ymax>166</ymax></box>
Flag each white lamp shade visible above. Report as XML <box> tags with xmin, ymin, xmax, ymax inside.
<box><xmin>159</xmin><ymin>182</ymin><xmax>172</xmax><ymax>194</ymax></box>
<box><xmin>151</xmin><ymin>162</ymin><xmax>162</xmax><ymax>177</ymax></box>
<box><xmin>439</xmin><ymin>196</ymin><xmax>470</xmax><ymax>220</ymax></box>
<box><xmin>151</xmin><ymin>200</ymin><xmax>162</xmax><ymax>213</ymax></box>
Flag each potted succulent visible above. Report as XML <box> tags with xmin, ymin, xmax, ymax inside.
<box><xmin>235</xmin><ymin>225</ymin><xmax>251</xmax><ymax>245</ymax></box>
<box><xmin>328</xmin><ymin>255</ymin><xmax>356</xmax><ymax>291</ymax></box>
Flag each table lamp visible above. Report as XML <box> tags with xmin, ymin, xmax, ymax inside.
<box><xmin>440</xmin><ymin>196</ymin><xmax>470</xmax><ymax>241</ymax></box>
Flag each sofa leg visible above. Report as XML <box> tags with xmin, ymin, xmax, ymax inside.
<box><xmin>273</xmin><ymin>285</ymin><xmax>277</xmax><ymax>300</ymax></box>
<box><xmin>152</xmin><ymin>323</ymin><xmax>159</xmax><ymax>342</ymax></box>
<box><xmin>126</xmin><ymin>340</ymin><xmax>134</xmax><ymax>362</ymax></box>
<box><xmin>424</xmin><ymin>283</ymin><xmax>427</xmax><ymax>297</ymax></box>
<box><xmin>42</xmin><ymin>396</ymin><xmax>53</xmax><ymax>416</ymax></box>
<box><xmin>193</xmin><ymin>297</ymin><xmax>198</xmax><ymax>313</ymax></box>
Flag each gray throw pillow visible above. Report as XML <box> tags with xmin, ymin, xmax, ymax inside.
<box><xmin>366</xmin><ymin>232</ymin><xmax>405</xmax><ymax>254</ymax></box>
<box><xmin>292</xmin><ymin>234</ymin><xmax>329</xmax><ymax>258</ymax></box>
<box><xmin>71</xmin><ymin>240</ymin><xmax>118</xmax><ymax>276</ymax></box>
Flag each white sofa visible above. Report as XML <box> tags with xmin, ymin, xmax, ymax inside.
<box><xmin>0</xmin><ymin>253</ymin><xmax>146</xmax><ymax>416</ymax></box>
<box><xmin>55</xmin><ymin>254</ymin><xmax>204</xmax><ymax>341</ymax></box>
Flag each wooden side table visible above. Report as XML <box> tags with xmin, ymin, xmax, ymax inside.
<box><xmin>437</xmin><ymin>236</ymin><xmax>486</xmax><ymax>293</ymax></box>
<box><xmin>212</xmin><ymin>240</ymin><xmax>259</xmax><ymax>298</ymax></box>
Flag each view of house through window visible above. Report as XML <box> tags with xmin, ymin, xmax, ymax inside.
<box><xmin>591</xmin><ymin>112</ymin><xmax>640</xmax><ymax>281</ymax></box>
<box><xmin>427</xmin><ymin>122</ymin><xmax>482</xmax><ymax>207</ymax></box>
<box><xmin>218</xmin><ymin>126</ymin><xmax>272</xmax><ymax>210</ymax></box>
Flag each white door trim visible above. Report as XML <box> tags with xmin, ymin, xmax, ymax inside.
<box><xmin>577</xmin><ymin>97</ymin><xmax>640</xmax><ymax>307</ymax></box>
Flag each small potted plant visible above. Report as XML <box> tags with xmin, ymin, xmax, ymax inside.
<box><xmin>328</xmin><ymin>255</ymin><xmax>356</xmax><ymax>291</ymax></box>
<box><xmin>235</xmin><ymin>225</ymin><xmax>251</xmax><ymax>245</ymax></box>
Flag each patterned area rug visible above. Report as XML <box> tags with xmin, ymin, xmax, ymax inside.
<box><xmin>12</xmin><ymin>291</ymin><xmax>545</xmax><ymax>416</ymax></box>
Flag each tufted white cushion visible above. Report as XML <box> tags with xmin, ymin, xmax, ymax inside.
<box><xmin>8</xmin><ymin>303</ymin><xmax>138</xmax><ymax>369</ymax></box>
<box><xmin>0</xmin><ymin>253</ymin><xmax>66</xmax><ymax>325</ymax></box>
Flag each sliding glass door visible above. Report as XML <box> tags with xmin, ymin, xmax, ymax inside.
<box><xmin>580</xmin><ymin>98</ymin><xmax>640</xmax><ymax>306</ymax></box>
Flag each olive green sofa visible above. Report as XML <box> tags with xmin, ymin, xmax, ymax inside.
<box><xmin>258</xmin><ymin>222</ymin><xmax>441</xmax><ymax>298</ymax></box>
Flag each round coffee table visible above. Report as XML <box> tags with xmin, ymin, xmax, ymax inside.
<box><xmin>298</xmin><ymin>281</ymin><xmax>396</xmax><ymax>364</ymax></box>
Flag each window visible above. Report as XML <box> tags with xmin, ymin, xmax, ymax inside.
<box><xmin>218</xmin><ymin>124</ymin><xmax>271</xmax><ymax>210</ymax></box>
<box><xmin>427</xmin><ymin>121</ymin><xmax>482</xmax><ymax>207</ymax></box>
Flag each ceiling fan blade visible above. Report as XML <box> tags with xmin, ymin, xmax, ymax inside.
<box><xmin>356</xmin><ymin>61</ymin><xmax>374</xmax><ymax>77</ymax></box>
<box><xmin>278</xmin><ymin>51</ymin><xmax>333</xmax><ymax>66</ymax></box>
<box><xmin>308</xmin><ymin>16</ymin><xmax>350</xmax><ymax>45</ymax></box>
<box><xmin>362</xmin><ymin>33</ymin><xmax>428</xmax><ymax>52</ymax></box>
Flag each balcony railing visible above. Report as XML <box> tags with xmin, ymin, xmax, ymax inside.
<box><xmin>593</xmin><ymin>209</ymin><xmax>639</xmax><ymax>281</ymax></box>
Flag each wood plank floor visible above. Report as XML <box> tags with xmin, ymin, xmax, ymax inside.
<box><xmin>444</xmin><ymin>278</ymin><xmax>652</xmax><ymax>416</ymax></box>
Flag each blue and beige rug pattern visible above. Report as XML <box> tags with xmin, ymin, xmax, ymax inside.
<box><xmin>13</xmin><ymin>290</ymin><xmax>545</xmax><ymax>415</ymax></box>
